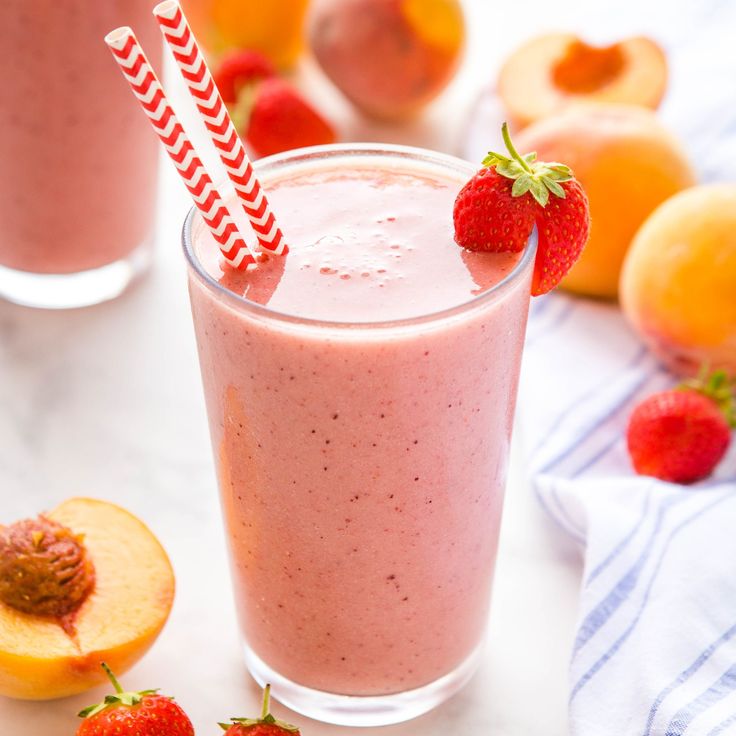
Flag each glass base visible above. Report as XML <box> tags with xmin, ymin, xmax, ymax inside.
<box><xmin>0</xmin><ymin>239</ymin><xmax>152</xmax><ymax>309</ymax></box>
<box><xmin>244</xmin><ymin>641</ymin><xmax>483</xmax><ymax>727</ymax></box>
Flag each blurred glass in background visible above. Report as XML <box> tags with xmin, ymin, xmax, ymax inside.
<box><xmin>0</xmin><ymin>1</ymin><xmax>162</xmax><ymax>309</ymax></box>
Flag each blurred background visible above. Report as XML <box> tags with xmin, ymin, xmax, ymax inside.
<box><xmin>181</xmin><ymin>0</ymin><xmax>736</xmax><ymax>159</ymax></box>
<box><xmin>0</xmin><ymin>0</ymin><xmax>734</xmax><ymax>733</ymax></box>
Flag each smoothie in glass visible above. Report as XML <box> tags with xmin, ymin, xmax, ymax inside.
<box><xmin>0</xmin><ymin>1</ymin><xmax>161</xmax><ymax>308</ymax></box>
<box><xmin>184</xmin><ymin>146</ymin><xmax>535</xmax><ymax>726</ymax></box>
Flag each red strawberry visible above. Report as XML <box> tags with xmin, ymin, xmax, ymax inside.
<box><xmin>244</xmin><ymin>78</ymin><xmax>337</xmax><ymax>158</ymax></box>
<box><xmin>220</xmin><ymin>684</ymin><xmax>300</xmax><ymax>735</ymax></box>
<box><xmin>214</xmin><ymin>50</ymin><xmax>276</xmax><ymax>104</ymax></box>
<box><xmin>453</xmin><ymin>123</ymin><xmax>590</xmax><ymax>296</ymax></box>
<box><xmin>77</xmin><ymin>663</ymin><xmax>194</xmax><ymax>736</ymax></box>
<box><xmin>532</xmin><ymin>177</ymin><xmax>590</xmax><ymax>295</ymax></box>
<box><xmin>453</xmin><ymin>167</ymin><xmax>536</xmax><ymax>253</ymax></box>
<box><xmin>627</xmin><ymin>370</ymin><xmax>734</xmax><ymax>484</ymax></box>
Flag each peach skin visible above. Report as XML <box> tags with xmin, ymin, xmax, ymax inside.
<box><xmin>182</xmin><ymin>0</ymin><xmax>309</xmax><ymax>68</ymax></box>
<box><xmin>308</xmin><ymin>0</ymin><xmax>465</xmax><ymax>120</ymax></box>
<box><xmin>620</xmin><ymin>184</ymin><xmax>736</xmax><ymax>377</ymax></box>
<box><xmin>515</xmin><ymin>105</ymin><xmax>696</xmax><ymax>299</ymax></box>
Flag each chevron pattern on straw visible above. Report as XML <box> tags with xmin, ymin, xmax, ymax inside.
<box><xmin>154</xmin><ymin>1</ymin><xmax>288</xmax><ymax>256</ymax></box>
<box><xmin>105</xmin><ymin>27</ymin><xmax>256</xmax><ymax>269</ymax></box>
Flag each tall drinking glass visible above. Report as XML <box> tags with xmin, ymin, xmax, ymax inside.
<box><xmin>183</xmin><ymin>145</ymin><xmax>536</xmax><ymax>726</ymax></box>
<box><xmin>0</xmin><ymin>1</ymin><xmax>161</xmax><ymax>309</ymax></box>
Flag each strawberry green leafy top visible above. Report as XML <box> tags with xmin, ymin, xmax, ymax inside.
<box><xmin>483</xmin><ymin>123</ymin><xmax>574</xmax><ymax>207</ymax></box>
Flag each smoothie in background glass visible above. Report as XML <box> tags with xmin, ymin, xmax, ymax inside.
<box><xmin>0</xmin><ymin>1</ymin><xmax>161</xmax><ymax>308</ymax></box>
<box><xmin>183</xmin><ymin>146</ymin><xmax>536</xmax><ymax>726</ymax></box>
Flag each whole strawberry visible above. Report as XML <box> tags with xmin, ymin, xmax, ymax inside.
<box><xmin>454</xmin><ymin>122</ymin><xmax>590</xmax><ymax>295</ymax></box>
<box><xmin>244</xmin><ymin>78</ymin><xmax>336</xmax><ymax>158</ymax></box>
<box><xmin>214</xmin><ymin>49</ymin><xmax>277</xmax><ymax>104</ymax></box>
<box><xmin>627</xmin><ymin>370</ymin><xmax>734</xmax><ymax>484</ymax></box>
<box><xmin>77</xmin><ymin>663</ymin><xmax>194</xmax><ymax>736</ymax></box>
<box><xmin>220</xmin><ymin>684</ymin><xmax>300</xmax><ymax>735</ymax></box>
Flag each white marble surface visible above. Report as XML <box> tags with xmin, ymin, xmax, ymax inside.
<box><xmin>0</xmin><ymin>0</ymin><xmax>656</xmax><ymax>731</ymax></box>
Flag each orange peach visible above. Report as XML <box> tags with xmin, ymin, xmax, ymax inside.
<box><xmin>182</xmin><ymin>0</ymin><xmax>310</xmax><ymax>68</ymax></box>
<box><xmin>515</xmin><ymin>105</ymin><xmax>696</xmax><ymax>299</ymax></box>
<box><xmin>498</xmin><ymin>33</ymin><xmax>668</xmax><ymax>128</ymax></box>
<box><xmin>620</xmin><ymin>184</ymin><xmax>736</xmax><ymax>376</ymax></box>
<box><xmin>0</xmin><ymin>498</ymin><xmax>174</xmax><ymax>700</ymax></box>
<box><xmin>308</xmin><ymin>0</ymin><xmax>465</xmax><ymax>120</ymax></box>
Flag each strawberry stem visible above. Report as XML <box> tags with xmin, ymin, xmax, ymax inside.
<box><xmin>481</xmin><ymin>123</ymin><xmax>574</xmax><ymax>207</ymax></box>
<box><xmin>502</xmin><ymin>122</ymin><xmax>532</xmax><ymax>174</ymax></box>
<box><xmin>679</xmin><ymin>367</ymin><xmax>736</xmax><ymax>427</ymax></box>
<box><xmin>101</xmin><ymin>662</ymin><xmax>124</xmax><ymax>694</ymax></box>
<box><xmin>223</xmin><ymin>685</ymin><xmax>300</xmax><ymax>733</ymax></box>
<box><xmin>262</xmin><ymin>684</ymin><xmax>271</xmax><ymax>720</ymax></box>
<box><xmin>230</xmin><ymin>82</ymin><xmax>257</xmax><ymax>138</ymax></box>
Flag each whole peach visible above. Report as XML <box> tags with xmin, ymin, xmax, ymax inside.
<box><xmin>515</xmin><ymin>105</ymin><xmax>696</xmax><ymax>299</ymax></box>
<box><xmin>183</xmin><ymin>0</ymin><xmax>309</xmax><ymax>68</ymax></box>
<box><xmin>308</xmin><ymin>0</ymin><xmax>464</xmax><ymax>120</ymax></box>
<box><xmin>620</xmin><ymin>184</ymin><xmax>736</xmax><ymax>377</ymax></box>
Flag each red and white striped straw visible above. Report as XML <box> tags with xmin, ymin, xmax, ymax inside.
<box><xmin>104</xmin><ymin>27</ymin><xmax>257</xmax><ymax>270</ymax></box>
<box><xmin>153</xmin><ymin>0</ymin><xmax>288</xmax><ymax>256</ymax></box>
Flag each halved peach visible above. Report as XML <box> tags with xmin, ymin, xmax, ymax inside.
<box><xmin>498</xmin><ymin>33</ymin><xmax>668</xmax><ymax>127</ymax></box>
<box><xmin>0</xmin><ymin>498</ymin><xmax>174</xmax><ymax>700</ymax></box>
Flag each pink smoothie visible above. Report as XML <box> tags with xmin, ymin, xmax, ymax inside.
<box><xmin>0</xmin><ymin>1</ymin><xmax>160</xmax><ymax>274</ymax></box>
<box><xmin>187</xmin><ymin>151</ymin><xmax>533</xmax><ymax>696</ymax></box>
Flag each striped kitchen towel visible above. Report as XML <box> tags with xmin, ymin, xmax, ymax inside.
<box><xmin>519</xmin><ymin>294</ymin><xmax>736</xmax><ymax>736</ymax></box>
<box><xmin>462</xmin><ymin>0</ymin><xmax>736</xmax><ymax>730</ymax></box>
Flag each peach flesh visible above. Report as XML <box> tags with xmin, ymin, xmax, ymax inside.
<box><xmin>0</xmin><ymin>498</ymin><xmax>175</xmax><ymax>700</ymax></box>
<box><xmin>552</xmin><ymin>41</ymin><xmax>626</xmax><ymax>94</ymax></box>
<box><xmin>498</xmin><ymin>33</ymin><xmax>668</xmax><ymax>128</ymax></box>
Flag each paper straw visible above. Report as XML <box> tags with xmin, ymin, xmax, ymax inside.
<box><xmin>104</xmin><ymin>27</ymin><xmax>257</xmax><ymax>270</ymax></box>
<box><xmin>154</xmin><ymin>0</ymin><xmax>288</xmax><ymax>256</ymax></box>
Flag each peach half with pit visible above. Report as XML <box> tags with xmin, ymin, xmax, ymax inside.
<box><xmin>0</xmin><ymin>497</ymin><xmax>174</xmax><ymax>700</ymax></box>
<box><xmin>498</xmin><ymin>33</ymin><xmax>668</xmax><ymax>128</ymax></box>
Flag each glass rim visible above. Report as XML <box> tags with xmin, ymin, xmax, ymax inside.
<box><xmin>181</xmin><ymin>143</ymin><xmax>538</xmax><ymax>332</ymax></box>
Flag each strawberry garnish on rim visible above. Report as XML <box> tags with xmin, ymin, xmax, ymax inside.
<box><xmin>220</xmin><ymin>684</ymin><xmax>301</xmax><ymax>735</ymax></box>
<box><xmin>453</xmin><ymin>122</ymin><xmax>590</xmax><ymax>295</ymax></box>
<box><xmin>77</xmin><ymin>662</ymin><xmax>194</xmax><ymax>736</ymax></box>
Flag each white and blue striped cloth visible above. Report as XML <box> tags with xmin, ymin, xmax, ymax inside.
<box><xmin>520</xmin><ymin>296</ymin><xmax>736</xmax><ymax>736</ymax></box>
<box><xmin>463</xmin><ymin>1</ymin><xmax>736</xmax><ymax>730</ymax></box>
